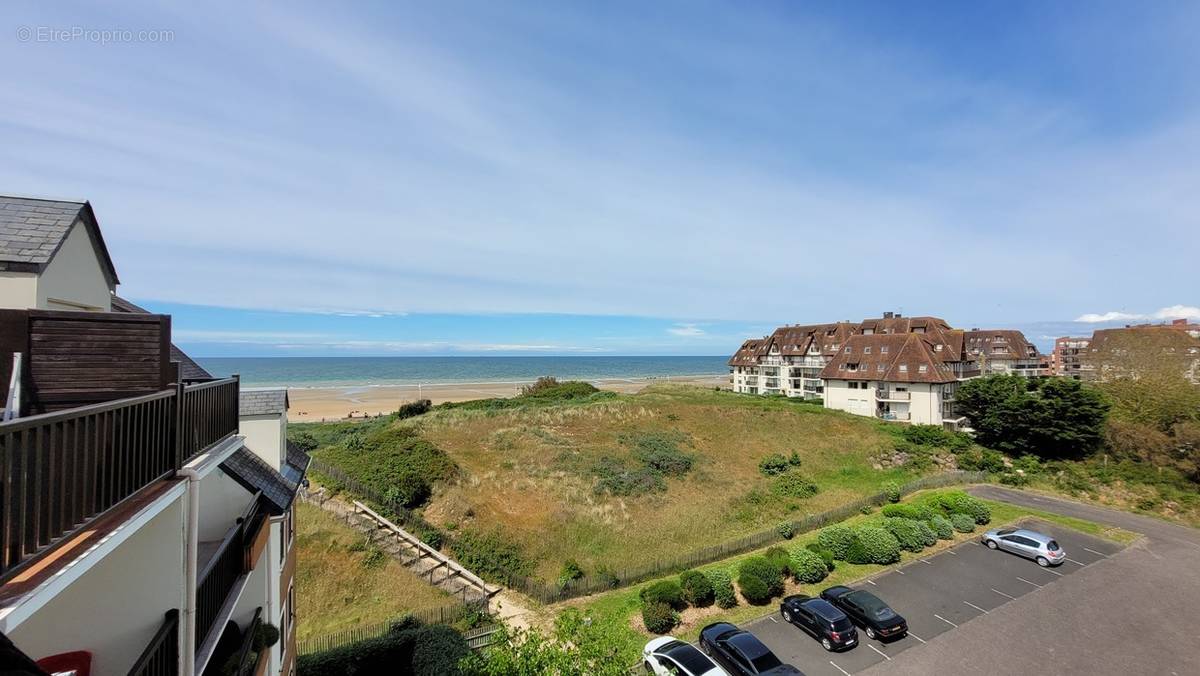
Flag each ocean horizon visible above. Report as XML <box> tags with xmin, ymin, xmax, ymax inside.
<box><xmin>196</xmin><ymin>355</ymin><xmax>729</xmax><ymax>388</ymax></box>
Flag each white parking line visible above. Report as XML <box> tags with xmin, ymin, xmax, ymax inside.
<box><xmin>896</xmin><ymin>569</ymin><xmax>905</xmax><ymax>575</ymax></box>
<box><xmin>768</xmin><ymin>616</ymin><xmax>778</xmax><ymax>623</ymax></box>
<box><xmin>964</xmin><ymin>600</ymin><xmax>989</xmax><ymax>614</ymax></box>
<box><xmin>991</xmin><ymin>588</ymin><xmax>1016</xmax><ymax>600</ymax></box>
<box><xmin>868</xmin><ymin>644</ymin><xmax>891</xmax><ymax>661</ymax></box>
<box><xmin>1082</xmin><ymin>547</ymin><xmax>1106</xmax><ymax>556</ymax></box>
<box><xmin>919</xmin><ymin>558</ymin><xmax>932</xmax><ymax>565</ymax></box>
<box><xmin>908</xmin><ymin>632</ymin><xmax>927</xmax><ymax>644</ymax></box>
<box><xmin>866</xmin><ymin>579</ymin><xmax>877</xmax><ymax>586</ymax></box>
<box><xmin>946</xmin><ymin>550</ymin><xmax>958</xmax><ymax>556</ymax></box>
<box><xmin>1065</xmin><ymin>558</ymin><xmax>1086</xmax><ymax>566</ymax></box>
<box><xmin>934</xmin><ymin>614</ymin><xmax>958</xmax><ymax>628</ymax></box>
<box><xmin>1016</xmin><ymin>576</ymin><xmax>1043</xmax><ymax>588</ymax></box>
<box><xmin>1044</xmin><ymin>567</ymin><xmax>1063</xmax><ymax>577</ymax></box>
<box><xmin>829</xmin><ymin>660</ymin><xmax>851</xmax><ymax>676</ymax></box>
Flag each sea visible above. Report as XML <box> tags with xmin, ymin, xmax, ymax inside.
<box><xmin>195</xmin><ymin>356</ymin><xmax>729</xmax><ymax>388</ymax></box>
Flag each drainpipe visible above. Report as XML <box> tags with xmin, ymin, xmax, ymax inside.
<box><xmin>178</xmin><ymin>466</ymin><xmax>202</xmax><ymax>676</ymax></box>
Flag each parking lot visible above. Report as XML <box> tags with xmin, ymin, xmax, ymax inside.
<box><xmin>745</xmin><ymin>520</ymin><xmax>1124</xmax><ymax>676</ymax></box>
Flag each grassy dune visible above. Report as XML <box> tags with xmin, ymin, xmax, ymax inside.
<box><xmin>414</xmin><ymin>385</ymin><xmax>915</xmax><ymax>580</ymax></box>
<box><xmin>294</xmin><ymin>501</ymin><xmax>453</xmax><ymax>640</ymax></box>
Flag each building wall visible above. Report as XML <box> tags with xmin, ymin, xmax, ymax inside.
<box><xmin>0</xmin><ymin>271</ymin><xmax>38</xmax><ymax>309</ymax></box>
<box><xmin>35</xmin><ymin>222</ymin><xmax>112</xmax><ymax>311</ymax></box>
<box><xmin>198</xmin><ymin>468</ymin><xmax>254</xmax><ymax>542</ymax></box>
<box><xmin>8</xmin><ymin>497</ymin><xmax>185</xmax><ymax>675</ymax></box>
<box><xmin>242</xmin><ymin>414</ymin><xmax>285</xmax><ymax>469</ymax></box>
<box><xmin>823</xmin><ymin>379</ymin><xmax>875</xmax><ymax>417</ymax></box>
<box><xmin>824</xmin><ymin>380</ymin><xmax>945</xmax><ymax>425</ymax></box>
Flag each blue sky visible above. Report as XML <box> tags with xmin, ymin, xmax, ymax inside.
<box><xmin>2</xmin><ymin>1</ymin><xmax>1197</xmax><ymax>356</ymax></box>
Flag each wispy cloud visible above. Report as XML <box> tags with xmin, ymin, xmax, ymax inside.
<box><xmin>667</xmin><ymin>323</ymin><xmax>706</xmax><ymax>337</ymax></box>
<box><xmin>1075</xmin><ymin>304</ymin><xmax>1200</xmax><ymax>323</ymax></box>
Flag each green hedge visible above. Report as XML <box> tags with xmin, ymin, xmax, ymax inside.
<box><xmin>928</xmin><ymin>515</ymin><xmax>954</xmax><ymax>540</ymax></box>
<box><xmin>882</xmin><ymin>518</ymin><xmax>935</xmax><ymax>552</ymax></box>
<box><xmin>817</xmin><ymin>524</ymin><xmax>856</xmax><ymax>560</ymax></box>
<box><xmin>679</xmin><ymin>570</ymin><xmax>714</xmax><ymax>607</ymax></box>
<box><xmin>950</xmin><ymin>513</ymin><xmax>976</xmax><ymax>533</ymax></box>
<box><xmin>881</xmin><ymin>503</ymin><xmax>935</xmax><ymax>521</ymax></box>
<box><xmin>640</xmin><ymin>579</ymin><xmax>685</xmax><ymax>610</ymax></box>
<box><xmin>804</xmin><ymin>543</ymin><xmax>836</xmax><ymax>571</ymax></box>
<box><xmin>642</xmin><ymin>602</ymin><xmax>679</xmax><ymax>634</ymax></box>
<box><xmin>924</xmin><ymin>491</ymin><xmax>992</xmax><ymax>525</ymax></box>
<box><xmin>788</xmin><ymin>547</ymin><xmax>829</xmax><ymax>584</ymax></box>
<box><xmin>737</xmin><ymin>556</ymin><xmax>784</xmax><ymax>604</ymax></box>
<box><xmin>297</xmin><ymin>621</ymin><xmax>467</xmax><ymax>676</ymax></box>
<box><xmin>847</xmin><ymin>526</ymin><xmax>901</xmax><ymax>565</ymax></box>
<box><xmin>772</xmin><ymin>471</ymin><xmax>819</xmax><ymax>499</ymax></box>
<box><xmin>315</xmin><ymin>426</ymin><xmax>457</xmax><ymax>509</ymax></box>
<box><xmin>706</xmin><ymin>569</ymin><xmax>737</xmax><ymax>609</ymax></box>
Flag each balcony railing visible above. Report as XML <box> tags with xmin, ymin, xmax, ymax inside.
<box><xmin>879</xmin><ymin>411</ymin><xmax>911</xmax><ymax>421</ymax></box>
<box><xmin>0</xmin><ymin>377</ymin><xmax>238</xmax><ymax>582</ymax></box>
<box><xmin>876</xmin><ymin>390</ymin><xmax>911</xmax><ymax>400</ymax></box>
<box><xmin>128</xmin><ymin>610</ymin><xmax>180</xmax><ymax>676</ymax></box>
<box><xmin>230</xmin><ymin>607</ymin><xmax>264</xmax><ymax>676</ymax></box>
<box><xmin>198</xmin><ymin>494</ymin><xmax>264</xmax><ymax>649</ymax></box>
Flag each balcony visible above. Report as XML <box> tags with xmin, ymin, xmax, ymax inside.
<box><xmin>198</xmin><ymin>493</ymin><xmax>267</xmax><ymax>654</ymax></box>
<box><xmin>0</xmin><ymin>377</ymin><xmax>239</xmax><ymax>583</ymax></box>
<box><xmin>128</xmin><ymin>610</ymin><xmax>180</xmax><ymax>676</ymax></box>
<box><xmin>876</xmin><ymin>389</ymin><xmax>911</xmax><ymax>401</ymax></box>
<box><xmin>879</xmin><ymin>411</ymin><xmax>911</xmax><ymax>421</ymax></box>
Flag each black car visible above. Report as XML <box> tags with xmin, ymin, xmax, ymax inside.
<box><xmin>779</xmin><ymin>595</ymin><xmax>858</xmax><ymax>651</ymax></box>
<box><xmin>699</xmin><ymin>622</ymin><xmax>803</xmax><ymax>675</ymax></box>
<box><xmin>820</xmin><ymin>586</ymin><xmax>908</xmax><ymax>641</ymax></box>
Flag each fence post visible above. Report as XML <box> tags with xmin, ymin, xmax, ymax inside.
<box><xmin>173</xmin><ymin>379</ymin><xmax>185</xmax><ymax>470</ymax></box>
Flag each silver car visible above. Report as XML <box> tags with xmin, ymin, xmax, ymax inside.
<box><xmin>982</xmin><ymin>527</ymin><xmax>1066</xmax><ymax>567</ymax></box>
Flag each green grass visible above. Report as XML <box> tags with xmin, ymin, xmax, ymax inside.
<box><xmin>557</xmin><ymin>489</ymin><xmax>1140</xmax><ymax>666</ymax></box>
<box><xmin>294</xmin><ymin>501</ymin><xmax>454</xmax><ymax>640</ymax></box>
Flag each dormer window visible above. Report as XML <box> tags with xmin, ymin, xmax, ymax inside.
<box><xmin>877</xmin><ymin>364</ymin><xmax>886</xmax><ymax>372</ymax></box>
<box><xmin>899</xmin><ymin>364</ymin><xmax>908</xmax><ymax>372</ymax></box>
<box><xmin>935</xmin><ymin>344</ymin><xmax>943</xmax><ymax>352</ymax></box>
<box><xmin>918</xmin><ymin>365</ymin><xmax>928</xmax><ymax>373</ymax></box>
<box><xmin>863</xmin><ymin>346</ymin><xmax>872</xmax><ymax>354</ymax></box>
<box><xmin>844</xmin><ymin>346</ymin><xmax>852</xmax><ymax>354</ymax></box>
<box><xmin>880</xmin><ymin>346</ymin><xmax>889</xmax><ymax>354</ymax></box>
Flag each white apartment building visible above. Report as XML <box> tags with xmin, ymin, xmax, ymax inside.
<box><xmin>730</xmin><ymin>313</ymin><xmax>1042</xmax><ymax>427</ymax></box>
<box><xmin>0</xmin><ymin>195</ymin><xmax>307</xmax><ymax>676</ymax></box>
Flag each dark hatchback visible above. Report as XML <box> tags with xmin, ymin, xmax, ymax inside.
<box><xmin>699</xmin><ymin>622</ymin><xmax>803</xmax><ymax>675</ymax></box>
<box><xmin>779</xmin><ymin>595</ymin><xmax>858</xmax><ymax>652</ymax></box>
<box><xmin>820</xmin><ymin>586</ymin><xmax>908</xmax><ymax>641</ymax></box>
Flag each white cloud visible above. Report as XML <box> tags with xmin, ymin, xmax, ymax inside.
<box><xmin>667</xmin><ymin>323</ymin><xmax>706</xmax><ymax>337</ymax></box>
<box><xmin>1074</xmin><ymin>304</ymin><xmax>1200</xmax><ymax>323</ymax></box>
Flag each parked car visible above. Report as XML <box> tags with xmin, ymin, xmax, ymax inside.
<box><xmin>779</xmin><ymin>595</ymin><xmax>858</xmax><ymax>651</ymax></box>
<box><xmin>699</xmin><ymin>622</ymin><xmax>803</xmax><ymax>675</ymax></box>
<box><xmin>643</xmin><ymin>636</ymin><xmax>729</xmax><ymax>676</ymax></box>
<box><xmin>982</xmin><ymin>527</ymin><xmax>1066</xmax><ymax>567</ymax></box>
<box><xmin>819</xmin><ymin>586</ymin><xmax>908</xmax><ymax>641</ymax></box>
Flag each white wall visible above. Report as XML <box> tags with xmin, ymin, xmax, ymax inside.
<box><xmin>241</xmin><ymin>414</ymin><xmax>285</xmax><ymax>469</ymax></box>
<box><xmin>823</xmin><ymin>379</ymin><xmax>875</xmax><ymax>417</ymax></box>
<box><xmin>907</xmin><ymin>384</ymin><xmax>943</xmax><ymax>425</ymax></box>
<box><xmin>8</xmin><ymin>497</ymin><xmax>185</xmax><ymax>675</ymax></box>
<box><xmin>198</xmin><ymin>468</ymin><xmax>255</xmax><ymax>542</ymax></box>
<box><xmin>36</xmin><ymin>222</ymin><xmax>113</xmax><ymax>311</ymax></box>
<box><xmin>0</xmin><ymin>271</ymin><xmax>38</xmax><ymax>309</ymax></box>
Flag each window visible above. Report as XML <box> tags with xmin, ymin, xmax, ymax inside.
<box><xmin>844</xmin><ymin>346</ymin><xmax>852</xmax><ymax>354</ymax></box>
<box><xmin>935</xmin><ymin>344</ymin><xmax>943</xmax><ymax>352</ymax></box>
<box><xmin>899</xmin><ymin>364</ymin><xmax>908</xmax><ymax>372</ymax></box>
<box><xmin>880</xmin><ymin>346</ymin><xmax>889</xmax><ymax>354</ymax></box>
<box><xmin>864</xmin><ymin>346</ymin><xmax>872</xmax><ymax>354</ymax></box>
<box><xmin>838</xmin><ymin>364</ymin><xmax>845</xmax><ymax>370</ymax></box>
<box><xmin>918</xmin><ymin>364</ymin><xmax>928</xmax><ymax>373</ymax></box>
<box><xmin>877</xmin><ymin>364</ymin><xmax>885</xmax><ymax>372</ymax></box>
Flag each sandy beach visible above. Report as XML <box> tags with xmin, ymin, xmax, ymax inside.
<box><xmin>285</xmin><ymin>374</ymin><xmax>729</xmax><ymax>422</ymax></box>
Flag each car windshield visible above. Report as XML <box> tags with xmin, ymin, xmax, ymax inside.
<box><xmin>751</xmin><ymin>652</ymin><xmax>782</xmax><ymax>671</ymax></box>
<box><xmin>849</xmin><ymin>591</ymin><xmax>896</xmax><ymax>621</ymax></box>
<box><xmin>1047</xmin><ymin>540</ymin><xmax>1060</xmax><ymax>551</ymax></box>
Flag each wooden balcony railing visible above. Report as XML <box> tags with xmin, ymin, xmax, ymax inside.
<box><xmin>127</xmin><ymin>609</ymin><xmax>179</xmax><ymax>676</ymax></box>
<box><xmin>0</xmin><ymin>377</ymin><xmax>239</xmax><ymax>583</ymax></box>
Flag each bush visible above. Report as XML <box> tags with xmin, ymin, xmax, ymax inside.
<box><xmin>944</xmin><ymin>492</ymin><xmax>992</xmax><ymax>525</ymax></box>
<box><xmin>843</xmin><ymin>538</ymin><xmax>870</xmax><ymax>565</ymax></box>
<box><xmin>519</xmin><ymin>377</ymin><xmax>600</xmax><ymax>400</ymax></box>
<box><xmin>789</xmin><ymin>547</ymin><xmax>829</xmax><ymax>584</ymax></box>
<box><xmin>292</xmin><ymin>432</ymin><xmax>319</xmax><ymax>453</ymax></box>
<box><xmin>928</xmin><ymin>515</ymin><xmax>954</xmax><ymax>540</ymax></box>
<box><xmin>409</xmin><ymin>624</ymin><xmax>469</xmax><ymax>675</ymax></box>
<box><xmin>640</xmin><ymin>579</ymin><xmax>685</xmax><ymax>610</ymax></box>
<box><xmin>883</xmin><ymin>481</ymin><xmax>902</xmax><ymax>503</ymax></box>
<box><xmin>591</xmin><ymin>457</ymin><xmax>665</xmax><ymax>496</ymax></box>
<box><xmin>851</xmin><ymin>526</ymin><xmax>901</xmax><ymax>565</ymax></box>
<box><xmin>882</xmin><ymin>518</ymin><xmax>927</xmax><ymax>553</ymax></box>
<box><xmin>804</xmin><ymin>543</ymin><xmax>836</xmax><ymax>571</ymax></box>
<box><xmin>957</xmin><ymin>447</ymin><xmax>1007</xmax><ymax>473</ymax></box>
<box><xmin>297</xmin><ymin>621</ymin><xmax>466</xmax><ymax>676</ymax></box>
<box><xmin>623</xmin><ymin>431</ymin><xmax>695</xmax><ymax>477</ymax></box>
<box><xmin>900</xmin><ymin>424</ymin><xmax>972</xmax><ymax>451</ymax></box>
<box><xmin>448</xmin><ymin>529</ymin><xmax>532</xmax><ymax>586</ymax></box>
<box><xmin>557</xmin><ymin>559</ymin><xmax>584</xmax><ymax>588</ymax></box>
<box><xmin>395</xmin><ymin>399</ymin><xmax>432</xmax><ymax>419</ymax></box>
<box><xmin>317</xmin><ymin>426</ymin><xmax>457</xmax><ymax>509</ymax></box>
<box><xmin>679</xmin><ymin>570</ymin><xmax>715</xmax><ymax>607</ymax></box>
<box><xmin>818</xmin><ymin>525</ymin><xmax>856</xmax><ymax>560</ymax></box>
<box><xmin>776</xmin><ymin>522</ymin><xmax>795</xmax><ymax>540</ymax></box>
<box><xmin>999</xmin><ymin>471</ymin><xmax>1031</xmax><ymax>486</ymax></box>
<box><xmin>950</xmin><ymin>513</ymin><xmax>976</xmax><ymax>533</ymax></box>
<box><xmin>881</xmin><ymin>503</ymin><xmax>934</xmax><ymax>521</ymax></box>
<box><xmin>642</xmin><ymin>602</ymin><xmax>679</xmax><ymax>634</ymax></box>
<box><xmin>707</xmin><ymin>569</ymin><xmax>737</xmax><ymax>609</ymax></box>
<box><xmin>772</xmin><ymin>471</ymin><xmax>819</xmax><ymax>499</ymax></box>
<box><xmin>764</xmin><ymin>546</ymin><xmax>792</xmax><ymax>576</ymax></box>
<box><xmin>738</xmin><ymin>556</ymin><xmax>784</xmax><ymax>603</ymax></box>
<box><xmin>913</xmin><ymin>520</ymin><xmax>938</xmax><ymax>548</ymax></box>
<box><xmin>759</xmin><ymin>453</ymin><xmax>790</xmax><ymax>476</ymax></box>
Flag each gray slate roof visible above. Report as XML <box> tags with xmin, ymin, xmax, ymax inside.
<box><xmin>0</xmin><ymin>195</ymin><xmax>119</xmax><ymax>284</ymax></box>
<box><xmin>112</xmin><ymin>295</ymin><xmax>215</xmax><ymax>381</ymax></box>
<box><xmin>221</xmin><ymin>446</ymin><xmax>300</xmax><ymax>515</ymax></box>
<box><xmin>283</xmin><ymin>440</ymin><xmax>312</xmax><ymax>486</ymax></box>
<box><xmin>240</xmin><ymin>389</ymin><xmax>289</xmax><ymax>416</ymax></box>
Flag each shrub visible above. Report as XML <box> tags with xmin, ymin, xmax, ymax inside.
<box><xmin>913</xmin><ymin>520</ymin><xmax>938</xmax><ymax>548</ymax></box>
<box><xmin>776</xmin><ymin>522</ymin><xmax>795</xmax><ymax>540</ymax></box>
<box><xmin>640</xmin><ymin>579</ymin><xmax>685</xmax><ymax>610</ymax></box>
<box><xmin>882</xmin><ymin>481</ymin><xmax>902</xmax><ymax>503</ymax></box>
<box><xmin>557</xmin><ymin>559</ymin><xmax>584</xmax><ymax>588</ymax></box>
<box><xmin>860</xmin><ymin>505</ymin><xmax>874</xmax><ymax>515</ymax></box>
<box><xmin>519</xmin><ymin>377</ymin><xmax>600</xmax><ymax>400</ymax></box>
<box><xmin>738</xmin><ymin>556</ymin><xmax>784</xmax><ymax>603</ymax></box>
<box><xmin>957</xmin><ymin>447</ymin><xmax>1007</xmax><ymax>473</ymax></box>
<box><xmin>409</xmin><ymin>624</ymin><xmax>469</xmax><ymax>675</ymax></box>
<box><xmin>804</xmin><ymin>543</ymin><xmax>836</xmax><ymax>571</ymax></box>
<box><xmin>591</xmin><ymin>457</ymin><xmax>665</xmax><ymax>496</ymax></box>
<box><xmin>594</xmin><ymin>565</ymin><xmax>620</xmax><ymax>589</ymax></box>
<box><xmin>881</xmin><ymin>503</ymin><xmax>934</xmax><ymax>520</ymax></box>
<box><xmin>679</xmin><ymin>570</ymin><xmax>715</xmax><ymax>607</ymax></box>
<box><xmin>818</xmin><ymin>525</ymin><xmax>856</xmax><ymax>560</ymax></box>
<box><xmin>642</xmin><ymin>602</ymin><xmax>679</xmax><ymax>634</ymax></box>
<box><xmin>999</xmin><ymin>471</ymin><xmax>1030</xmax><ymax>486</ymax></box>
<box><xmin>317</xmin><ymin>426</ymin><xmax>457</xmax><ymax>509</ymax></box>
<box><xmin>852</xmin><ymin>526</ymin><xmax>901</xmax><ymax>564</ymax></box>
<box><xmin>707</xmin><ymin>569</ymin><xmax>737</xmax><ymax>609</ymax></box>
<box><xmin>297</xmin><ymin>621</ymin><xmax>466</xmax><ymax>676</ymax></box>
<box><xmin>395</xmin><ymin>399</ymin><xmax>432</xmax><ymax>419</ymax></box>
<box><xmin>929</xmin><ymin>515</ymin><xmax>954</xmax><ymax>540</ymax></box>
<box><xmin>448</xmin><ymin>529</ymin><xmax>532</xmax><ymax>586</ymax></box>
<box><xmin>292</xmin><ymin>432</ymin><xmax>319</xmax><ymax>453</ymax></box>
<box><xmin>843</xmin><ymin>538</ymin><xmax>870</xmax><ymax>565</ymax></box>
<box><xmin>882</xmin><ymin>518</ymin><xmax>926</xmax><ymax>553</ymax></box>
<box><xmin>950</xmin><ymin>513</ymin><xmax>976</xmax><ymax>533</ymax></box>
<box><xmin>900</xmin><ymin>424</ymin><xmax>971</xmax><ymax>449</ymax></box>
<box><xmin>759</xmin><ymin>453</ymin><xmax>791</xmax><ymax>476</ymax></box>
<box><xmin>789</xmin><ymin>547</ymin><xmax>829</xmax><ymax>584</ymax></box>
<box><xmin>623</xmin><ymin>431</ymin><xmax>695</xmax><ymax>477</ymax></box>
<box><xmin>944</xmin><ymin>492</ymin><xmax>992</xmax><ymax>525</ymax></box>
<box><xmin>772</xmin><ymin>471</ymin><xmax>819</xmax><ymax>499</ymax></box>
<box><xmin>764</xmin><ymin>546</ymin><xmax>792</xmax><ymax>576</ymax></box>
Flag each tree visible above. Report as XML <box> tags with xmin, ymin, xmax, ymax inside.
<box><xmin>957</xmin><ymin>375</ymin><xmax>1109</xmax><ymax>460</ymax></box>
<box><xmin>460</xmin><ymin>609</ymin><xmax>630</xmax><ymax>676</ymax></box>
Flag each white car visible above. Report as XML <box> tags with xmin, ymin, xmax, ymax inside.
<box><xmin>644</xmin><ymin>636</ymin><xmax>730</xmax><ymax>676</ymax></box>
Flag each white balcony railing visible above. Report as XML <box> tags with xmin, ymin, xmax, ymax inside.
<box><xmin>876</xmin><ymin>390</ymin><xmax>911</xmax><ymax>401</ymax></box>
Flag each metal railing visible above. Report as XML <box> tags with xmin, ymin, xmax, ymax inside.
<box><xmin>880</xmin><ymin>411</ymin><xmax>911</xmax><ymax>421</ymax></box>
<box><xmin>0</xmin><ymin>377</ymin><xmax>239</xmax><ymax>582</ymax></box>
<box><xmin>127</xmin><ymin>609</ymin><xmax>180</xmax><ymax>676</ymax></box>
<box><xmin>230</xmin><ymin>607</ymin><xmax>263</xmax><ymax>676</ymax></box>
<box><xmin>197</xmin><ymin>520</ymin><xmax>246</xmax><ymax>647</ymax></box>
<box><xmin>876</xmin><ymin>390</ymin><xmax>911</xmax><ymax>400</ymax></box>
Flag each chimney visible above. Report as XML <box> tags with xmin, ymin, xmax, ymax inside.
<box><xmin>883</xmin><ymin>311</ymin><xmax>894</xmax><ymax>319</ymax></box>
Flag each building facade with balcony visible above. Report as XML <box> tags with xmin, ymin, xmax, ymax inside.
<box><xmin>0</xmin><ymin>195</ymin><xmax>307</xmax><ymax>676</ymax></box>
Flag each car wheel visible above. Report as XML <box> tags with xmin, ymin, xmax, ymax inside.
<box><xmin>866</xmin><ymin>627</ymin><xmax>877</xmax><ymax>640</ymax></box>
<box><xmin>643</xmin><ymin>660</ymin><xmax>655</xmax><ymax>674</ymax></box>
<box><xmin>1037</xmin><ymin>556</ymin><xmax>1050</xmax><ymax>567</ymax></box>
<box><xmin>985</xmin><ymin>539</ymin><xmax>998</xmax><ymax>550</ymax></box>
<box><xmin>782</xmin><ymin>609</ymin><xmax>792</xmax><ymax>623</ymax></box>
<box><xmin>700</xmin><ymin>641</ymin><xmax>711</xmax><ymax>655</ymax></box>
<box><xmin>822</xmin><ymin>638</ymin><xmax>833</xmax><ymax>651</ymax></box>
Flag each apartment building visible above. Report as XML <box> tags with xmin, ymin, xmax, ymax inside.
<box><xmin>728</xmin><ymin>312</ymin><xmax>1040</xmax><ymax>427</ymax></box>
<box><xmin>0</xmin><ymin>195</ymin><xmax>308</xmax><ymax>676</ymax></box>
<box><xmin>1051</xmin><ymin>336</ymin><xmax>1092</xmax><ymax>379</ymax></box>
<box><xmin>1078</xmin><ymin>320</ymin><xmax>1200</xmax><ymax>384</ymax></box>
